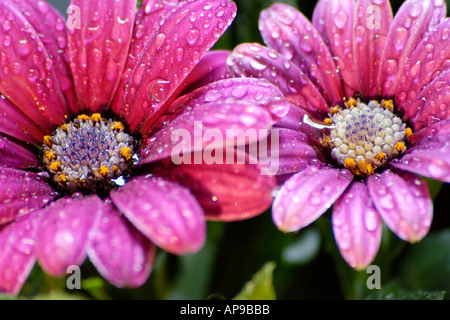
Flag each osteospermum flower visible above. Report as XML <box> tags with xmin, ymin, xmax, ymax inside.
<box><xmin>227</xmin><ymin>0</ymin><xmax>450</xmax><ymax>269</ymax></box>
<box><xmin>0</xmin><ymin>0</ymin><xmax>282</xmax><ymax>294</ymax></box>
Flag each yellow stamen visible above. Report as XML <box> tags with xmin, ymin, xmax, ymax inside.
<box><xmin>60</xmin><ymin>124</ymin><xmax>68</xmax><ymax>132</ymax></box>
<box><xmin>375</xmin><ymin>152</ymin><xmax>386</xmax><ymax>162</ymax></box>
<box><xmin>44</xmin><ymin>135</ymin><xmax>53</xmax><ymax>147</ymax></box>
<box><xmin>322</xmin><ymin>137</ymin><xmax>331</xmax><ymax>147</ymax></box>
<box><xmin>330</xmin><ymin>106</ymin><xmax>340</xmax><ymax>115</ymax></box>
<box><xmin>357</xmin><ymin>160</ymin><xmax>374</xmax><ymax>176</ymax></box>
<box><xmin>112</xmin><ymin>165</ymin><xmax>119</xmax><ymax>174</ymax></box>
<box><xmin>58</xmin><ymin>174</ymin><xmax>67</xmax><ymax>182</ymax></box>
<box><xmin>394</xmin><ymin>142</ymin><xmax>406</xmax><ymax>152</ymax></box>
<box><xmin>404</xmin><ymin>128</ymin><xmax>413</xmax><ymax>137</ymax></box>
<box><xmin>346</xmin><ymin>97</ymin><xmax>357</xmax><ymax>108</ymax></box>
<box><xmin>112</xmin><ymin>121</ymin><xmax>125</xmax><ymax>131</ymax></box>
<box><xmin>382</xmin><ymin>99</ymin><xmax>394</xmax><ymax>112</ymax></box>
<box><xmin>91</xmin><ymin>113</ymin><xmax>102</xmax><ymax>122</ymax></box>
<box><xmin>98</xmin><ymin>165</ymin><xmax>110</xmax><ymax>177</ymax></box>
<box><xmin>49</xmin><ymin>161</ymin><xmax>61</xmax><ymax>171</ymax></box>
<box><xmin>77</xmin><ymin>114</ymin><xmax>90</xmax><ymax>121</ymax></box>
<box><xmin>120</xmin><ymin>147</ymin><xmax>132</xmax><ymax>160</ymax></box>
<box><xmin>324</xmin><ymin>118</ymin><xmax>332</xmax><ymax>125</ymax></box>
<box><xmin>44</xmin><ymin>151</ymin><xmax>56</xmax><ymax>161</ymax></box>
<box><xmin>344</xmin><ymin>157</ymin><xmax>356</xmax><ymax>169</ymax></box>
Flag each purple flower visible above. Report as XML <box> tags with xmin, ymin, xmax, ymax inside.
<box><xmin>228</xmin><ymin>0</ymin><xmax>450</xmax><ymax>270</ymax></box>
<box><xmin>0</xmin><ymin>0</ymin><xmax>283</xmax><ymax>294</ymax></box>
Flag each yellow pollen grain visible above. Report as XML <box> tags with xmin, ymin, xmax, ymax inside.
<box><xmin>375</xmin><ymin>152</ymin><xmax>386</xmax><ymax>162</ymax></box>
<box><xmin>98</xmin><ymin>165</ymin><xmax>110</xmax><ymax>176</ymax></box>
<box><xmin>91</xmin><ymin>113</ymin><xmax>102</xmax><ymax>122</ymax></box>
<box><xmin>77</xmin><ymin>114</ymin><xmax>90</xmax><ymax>121</ymax></box>
<box><xmin>49</xmin><ymin>161</ymin><xmax>61</xmax><ymax>171</ymax></box>
<box><xmin>330</xmin><ymin>106</ymin><xmax>340</xmax><ymax>114</ymax></box>
<box><xmin>112</xmin><ymin>165</ymin><xmax>119</xmax><ymax>173</ymax></box>
<box><xmin>44</xmin><ymin>151</ymin><xmax>56</xmax><ymax>161</ymax></box>
<box><xmin>121</xmin><ymin>147</ymin><xmax>132</xmax><ymax>160</ymax></box>
<box><xmin>112</xmin><ymin>121</ymin><xmax>125</xmax><ymax>131</ymax></box>
<box><xmin>404</xmin><ymin>128</ymin><xmax>413</xmax><ymax>137</ymax></box>
<box><xmin>382</xmin><ymin>99</ymin><xmax>394</xmax><ymax>111</ymax></box>
<box><xmin>346</xmin><ymin>97</ymin><xmax>357</xmax><ymax>108</ymax></box>
<box><xmin>44</xmin><ymin>135</ymin><xmax>53</xmax><ymax>147</ymax></box>
<box><xmin>324</xmin><ymin>118</ymin><xmax>332</xmax><ymax>125</ymax></box>
<box><xmin>344</xmin><ymin>157</ymin><xmax>356</xmax><ymax>169</ymax></box>
<box><xmin>395</xmin><ymin>142</ymin><xmax>406</xmax><ymax>152</ymax></box>
<box><xmin>322</xmin><ymin>137</ymin><xmax>331</xmax><ymax>147</ymax></box>
<box><xmin>58</xmin><ymin>174</ymin><xmax>67</xmax><ymax>182</ymax></box>
<box><xmin>60</xmin><ymin>124</ymin><xmax>68</xmax><ymax>132</ymax></box>
<box><xmin>357</xmin><ymin>160</ymin><xmax>374</xmax><ymax>176</ymax></box>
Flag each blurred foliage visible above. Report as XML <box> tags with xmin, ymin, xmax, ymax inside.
<box><xmin>234</xmin><ymin>262</ymin><xmax>277</xmax><ymax>300</ymax></box>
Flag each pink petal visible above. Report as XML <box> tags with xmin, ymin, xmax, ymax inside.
<box><xmin>155</xmin><ymin>150</ymin><xmax>276</xmax><ymax>221</ymax></box>
<box><xmin>312</xmin><ymin>0</ymin><xmax>358</xmax><ymax>98</ymax></box>
<box><xmin>35</xmin><ymin>195</ymin><xmax>103</xmax><ymax>277</ymax></box>
<box><xmin>88</xmin><ymin>201</ymin><xmax>155</xmax><ymax>288</ymax></box>
<box><xmin>111</xmin><ymin>0</ymin><xmax>237</xmax><ymax>134</ymax></box>
<box><xmin>405</xmin><ymin>69</ymin><xmax>450</xmax><ymax>131</ymax></box>
<box><xmin>10</xmin><ymin>0</ymin><xmax>78</xmax><ymax>113</ymax></box>
<box><xmin>0</xmin><ymin>167</ymin><xmax>56</xmax><ymax>226</ymax></box>
<box><xmin>0</xmin><ymin>135</ymin><xmax>39</xmax><ymax>169</ymax></box>
<box><xmin>396</xmin><ymin>18</ymin><xmax>450</xmax><ymax>115</ymax></box>
<box><xmin>0</xmin><ymin>214</ymin><xmax>39</xmax><ymax>295</ymax></box>
<box><xmin>392</xmin><ymin>120</ymin><xmax>450</xmax><ymax>183</ymax></box>
<box><xmin>273</xmin><ymin>165</ymin><xmax>353</xmax><ymax>232</ymax></box>
<box><xmin>138</xmin><ymin>102</ymin><xmax>273</xmax><ymax>165</ymax></box>
<box><xmin>110</xmin><ymin>176</ymin><xmax>206</xmax><ymax>255</ymax></box>
<box><xmin>377</xmin><ymin>0</ymin><xmax>446</xmax><ymax>98</ymax></box>
<box><xmin>0</xmin><ymin>95</ymin><xmax>46</xmax><ymax>145</ymax></box>
<box><xmin>227</xmin><ymin>42</ymin><xmax>330</xmax><ymax>117</ymax></box>
<box><xmin>368</xmin><ymin>170</ymin><xmax>433</xmax><ymax>243</ymax></box>
<box><xmin>259</xmin><ymin>3</ymin><xmax>343</xmax><ymax>106</ymax></box>
<box><xmin>68</xmin><ymin>0</ymin><xmax>137</xmax><ymax>113</ymax></box>
<box><xmin>353</xmin><ymin>0</ymin><xmax>393</xmax><ymax>98</ymax></box>
<box><xmin>332</xmin><ymin>182</ymin><xmax>382</xmax><ymax>270</ymax></box>
<box><xmin>0</xmin><ymin>2</ymin><xmax>69</xmax><ymax>131</ymax></box>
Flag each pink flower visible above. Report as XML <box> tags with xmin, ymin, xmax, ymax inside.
<box><xmin>0</xmin><ymin>0</ymin><xmax>283</xmax><ymax>294</ymax></box>
<box><xmin>228</xmin><ymin>0</ymin><xmax>450</xmax><ymax>270</ymax></box>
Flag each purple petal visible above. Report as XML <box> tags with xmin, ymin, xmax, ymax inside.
<box><xmin>272</xmin><ymin>165</ymin><xmax>353</xmax><ymax>232</ymax></box>
<box><xmin>110</xmin><ymin>176</ymin><xmax>206</xmax><ymax>255</ymax></box>
<box><xmin>353</xmin><ymin>0</ymin><xmax>393</xmax><ymax>98</ymax></box>
<box><xmin>0</xmin><ymin>214</ymin><xmax>39</xmax><ymax>295</ymax></box>
<box><xmin>396</xmin><ymin>18</ymin><xmax>450</xmax><ymax>115</ymax></box>
<box><xmin>35</xmin><ymin>195</ymin><xmax>103</xmax><ymax>277</ymax></box>
<box><xmin>259</xmin><ymin>3</ymin><xmax>343</xmax><ymax>106</ymax></box>
<box><xmin>368</xmin><ymin>170</ymin><xmax>433</xmax><ymax>243</ymax></box>
<box><xmin>392</xmin><ymin>120</ymin><xmax>450</xmax><ymax>182</ymax></box>
<box><xmin>10</xmin><ymin>0</ymin><xmax>78</xmax><ymax>113</ymax></box>
<box><xmin>0</xmin><ymin>2</ymin><xmax>69</xmax><ymax>131</ymax></box>
<box><xmin>332</xmin><ymin>182</ymin><xmax>382</xmax><ymax>270</ymax></box>
<box><xmin>111</xmin><ymin>0</ymin><xmax>237</xmax><ymax>134</ymax></box>
<box><xmin>377</xmin><ymin>0</ymin><xmax>446</xmax><ymax>97</ymax></box>
<box><xmin>0</xmin><ymin>135</ymin><xmax>39</xmax><ymax>169</ymax></box>
<box><xmin>227</xmin><ymin>43</ymin><xmax>330</xmax><ymax>117</ymax></box>
<box><xmin>312</xmin><ymin>0</ymin><xmax>358</xmax><ymax>98</ymax></box>
<box><xmin>68</xmin><ymin>0</ymin><xmax>137</xmax><ymax>113</ymax></box>
<box><xmin>138</xmin><ymin>102</ymin><xmax>273</xmax><ymax>165</ymax></box>
<box><xmin>88</xmin><ymin>201</ymin><xmax>155</xmax><ymax>288</ymax></box>
<box><xmin>0</xmin><ymin>167</ymin><xmax>56</xmax><ymax>226</ymax></box>
<box><xmin>154</xmin><ymin>150</ymin><xmax>276</xmax><ymax>222</ymax></box>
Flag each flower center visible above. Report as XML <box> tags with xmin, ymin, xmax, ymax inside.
<box><xmin>322</xmin><ymin>98</ymin><xmax>411</xmax><ymax>177</ymax></box>
<box><xmin>42</xmin><ymin>114</ymin><xmax>137</xmax><ymax>194</ymax></box>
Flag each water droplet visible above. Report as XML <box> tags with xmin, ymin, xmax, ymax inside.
<box><xmin>364</xmin><ymin>210</ymin><xmax>379</xmax><ymax>231</ymax></box>
<box><xmin>250</xmin><ymin>57</ymin><xmax>267</xmax><ymax>71</ymax></box>
<box><xmin>392</xmin><ymin>26</ymin><xmax>408</xmax><ymax>51</ymax></box>
<box><xmin>186</xmin><ymin>28</ymin><xmax>200</xmax><ymax>45</ymax></box>
<box><xmin>148</xmin><ymin>79</ymin><xmax>171</xmax><ymax>102</ymax></box>
<box><xmin>299</xmin><ymin>35</ymin><xmax>313</xmax><ymax>53</ymax></box>
<box><xmin>16</xmin><ymin>39</ymin><xmax>32</xmax><ymax>57</ymax></box>
<box><xmin>333</xmin><ymin>10</ymin><xmax>348</xmax><ymax>29</ymax></box>
<box><xmin>154</xmin><ymin>33</ymin><xmax>166</xmax><ymax>50</ymax></box>
<box><xmin>275</xmin><ymin>7</ymin><xmax>296</xmax><ymax>25</ymax></box>
<box><xmin>383</xmin><ymin>58</ymin><xmax>399</xmax><ymax>75</ymax></box>
<box><xmin>407</xmin><ymin>2</ymin><xmax>423</xmax><ymax>18</ymax></box>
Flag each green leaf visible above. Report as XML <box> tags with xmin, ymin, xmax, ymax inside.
<box><xmin>281</xmin><ymin>228</ymin><xmax>321</xmax><ymax>266</ymax></box>
<box><xmin>364</xmin><ymin>282</ymin><xmax>445</xmax><ymax>300</ymax></box>
<box><xmin>234</xmin><ymin>262</ymin><xmax>277</xmax><ymax>300</ymax></box>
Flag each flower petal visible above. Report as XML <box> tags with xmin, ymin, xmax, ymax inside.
<box><xmin>332</xmin><ymin>182</ymin><xmax>382</xmax><ymax>270</ymax></box>
<box><xmin>10</xmin><ymin>0</ymin><xmax>78</xmax><ymax>113</ymax></box>
<box><xmin>259</xmin><ymin>3</ymin><xmax>343</xmax><ymax>105</ymax></box>
<box><xmin>368</xmin><ymin>170</ymin><xmax>432</xmax><ymax>243</ymax></box>
<box><xmin>396</xmin><ymin>18</ymin><xmax>450</xmax><ymax>115</ymax></box>
<box><xmin>377</xmin><ymin>0</ymin><xmax>446</xmax><ymax>98</ymax></box>
<box><xmin>0</xmin><ymin>2</ymin><xmax>69</xmax><ymax>131</ymax></box>
<box><xmin>0</xmin><ymin>167</ymin><xmax>56</xmax><ymax>226</ymax></box>
<box><xmin>227</xmin><ymin>42</ymin><xmax>330</xmax><ymax>117</ymax></box>
<box><xmin>155</xmin><ymin>150</ymin><xmax>276</xmax><ymax>221</ymax></box>
<box><xmin>312</xmin><ymin>0</ymin><xmax>358</xmax><ymax>98</ymax></box>
<box><xmin>0</xmin><ymin>135</ymin><xmax>39</xmax><ymax>169</ymax></box>
<box><xmin>138</xmin><ymin>102</ymin><xmax>273</xmax><ymax>165</ymax></box>
<box><xmin>110</xmin><ymin>176</ymin><xmax>206</xmax><ymax>255</ymax></box>
<box><xmin>35</xmin><ymin>195</ymin><xmax>103</xmax><ymax>277</ymax></box>
<box><xmin>0</xmin><ymin>214</ymin><xmax>39</xmax><ymax>295</ymax></box>
<box><xmin>88</xmin><ymin>201</ymin><xmax>155</xmax><ymax>288</ymax></box>
<box><xmin>68</xmin><ymin>0</ymin><xmax>137</xmax><ymax>113</ymax></box>
<box><xmin>392</xmin><ymin>120</ymin><xmax>450</xmax><ymax>182</ymax></box>
<box><xmin>111</xmin><ymin>0</ymin><xmax>237</xmax><ymax>134</ymax></box>
<box><xmin>353</xmin><ymin>0</ymin><xmax>393</xmax><ymax>98</ymax></box>
<box><xmin>273</xmin><ymin>165</ymin><xmax>353</xmax><ymax>232</ymax></box>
